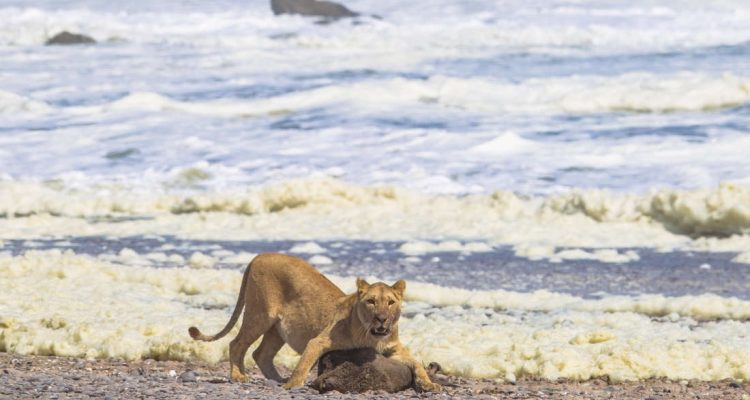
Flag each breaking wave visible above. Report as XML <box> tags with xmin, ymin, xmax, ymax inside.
<box><xmin>2</xmin><ymin>73</ymin><xmax>741</xmax><ymax>121</ymax></box>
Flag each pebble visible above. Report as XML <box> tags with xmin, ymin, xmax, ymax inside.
<box><xmin>180</xmin><ymin>371</ymin><xmax>198</xmax><ymax>383</ymax></box>
<box><xmin>204</xmin><ymin>376</ymin><xmax>230</xmax><ymax>384</ymax></box>
<box><xmin>0</xmin><ymin>353</ymin><xmax>745</xmax><ymax>400</ymax></box>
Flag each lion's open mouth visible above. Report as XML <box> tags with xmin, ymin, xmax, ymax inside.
<box><xmin>370</xmin><ymin>327</ymin><xmax>390</xmax><ymax>337</ymax></box>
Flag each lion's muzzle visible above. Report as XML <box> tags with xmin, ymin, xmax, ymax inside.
<box><xmin>370</xmin><ymin>313</ymin><xmax>392</xmax><ymax>337</ymax></box>
<box><xmin>370</xmin><ymin>326</ymin><xmax>390</xmax><ymax>336</ymax></box>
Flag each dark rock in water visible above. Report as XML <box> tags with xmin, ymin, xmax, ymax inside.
<box><xmin>312</xmin><ymin>348</ymin><xmax>412</xmax><ymax>393</ymax></box>
<box><xmin>46</xmin><ymin>31</ymin><xmax>96</xmax><ymax>46</ymax></box>
<box><xmin>105</xmin><ymin>148</ymin><xmax>140</xmax><ymax>160</ymax></box>
<box><xmin>271</xmin><ymin>0</ymin><xmax>358</xmax><ymax>19</ymax></box>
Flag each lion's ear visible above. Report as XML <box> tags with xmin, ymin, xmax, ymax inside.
<box><xmin>356</xmin><ymin>277</ymin><xmax>370</xmax><ymax>296</ymax></box>
<box><xmin>392</xmin><ymin>279</ymin><xmax>406</xmax><ymax>296</ymax></box>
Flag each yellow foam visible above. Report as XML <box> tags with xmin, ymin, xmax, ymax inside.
<box><xmin>1</xmin><ymin>179</ymin><xmax>750</xmax><ymax>254</ymax></box>
<box><xmin>1</xmin><ymin>250</ymin><xmax>748</xmax><ymax>382</ymax></box>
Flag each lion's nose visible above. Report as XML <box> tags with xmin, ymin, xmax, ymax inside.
<box><xmin>374</xmin><ymin>314</ymin><xmax>387</xmax><ymax>324</ymax></box>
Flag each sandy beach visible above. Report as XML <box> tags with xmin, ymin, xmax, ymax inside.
<box><xmin>2</xmin><ymin>352</ymin><xmax>748</xmax><ymax>400</ymax></box>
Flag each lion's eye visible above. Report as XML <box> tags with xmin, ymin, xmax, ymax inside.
<box><xmin>388</xmin><ymin>300</ymin><xmax>395</xmax><ymax>306</ymax></box>
<box><xmin>367</xmin><ymin>299</ymin><xmax>376</xmax><ymax>305</ymax></box>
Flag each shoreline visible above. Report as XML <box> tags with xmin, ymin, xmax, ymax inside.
<box><xmin>1</xmin><ymin>352</ymin><xmax>747</xmax><ymax>399</ymax></box>
<box><xmin>3</xmin><ymin>237</ymin><xmax>748</xmax><ymax>299</ymax></box>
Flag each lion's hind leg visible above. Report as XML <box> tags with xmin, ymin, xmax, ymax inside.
<box><xmin>229</xmin><ymin>313</ymin><xmax>276</xmax><ymax>383</ymax></box>
<box><xmin>252</xmin><ymin>326</ymin><xmax>285</xmax><ymax>382</ymax></box>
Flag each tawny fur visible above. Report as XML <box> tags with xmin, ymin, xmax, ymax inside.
<box><xmin>188</xmin><ymin>253</ymin><xmax>440</xmax><ymax>392</ymax></box>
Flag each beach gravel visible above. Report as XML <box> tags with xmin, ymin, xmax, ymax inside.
<box><xmin>0</xmin><ymin>352</ymin><xmax>747</xmax><ymax>399</ymax></box>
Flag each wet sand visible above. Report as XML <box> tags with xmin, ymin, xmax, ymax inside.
<box><xmin>3</xmin><ymin>237</ymin><xmax>748</xmax><ymax>299</ymax></box>
<box><xmin>1</xmin><ymin>352</ymin><xmax>747</xmax><ymax>399</ymax></box>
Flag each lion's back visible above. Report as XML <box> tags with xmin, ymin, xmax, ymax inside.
<box><xmin>248</xmin><ymin>253</ymin><xmax>342</xmax><ymax>298</ymax></box>
<box><xmin>246</xmin><ymin>253</ymin><xmax>345</xmax><ymax>351</ymax></box>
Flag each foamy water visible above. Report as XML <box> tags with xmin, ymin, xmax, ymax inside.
<box><xmin>1</xmin><ymin>0</ymin><xmax>750</xmax><ymax>383</ymax></box>
<box><xmin>2</xmin><ymin>0</ymin><xmax>750</xmax><ymax>194</ymax></box>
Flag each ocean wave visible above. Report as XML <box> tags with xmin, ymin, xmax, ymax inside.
<box><xmin>432</xmin><ymin>73</ymin><xmax>750</xmax><ymax>114</ymax></box>
<box><xmin>1</xmin><ymin>249</ymin><xmax>748</xmax><ymax>381</ymax></box>
<box><xmin>1</xmin><ymin>178</ymin><xmax>750</xmax><ymax>251</ymax></box>
<box><xmin>2</xmin><ymin>2</ymin><xmax>750</xmax><ymax>53</ymax></box>
<box><xmin>0</xmin><ymin>90</ymin><xmax>52</xmax><ymax>114</ymax></box>
<box><xmin>53</xmin><ymin>73</ymin><xmax>750</xmax><ymax>118</ymax></box>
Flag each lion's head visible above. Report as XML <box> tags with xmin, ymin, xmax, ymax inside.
<box><xmin>354</xmin><ymin>278</ymin><xmax>405</xmax><ymax>338</ymax></box>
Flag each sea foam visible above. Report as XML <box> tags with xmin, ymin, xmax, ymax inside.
<box><xmin>2</xmin><ymin>179</ymin><xmax>750</xmax><ymax>254</ymax></box>
<box><xmin>1</xmin><ymin>249</ymin><xmax>748</xmax><ymax>381</ymax></box>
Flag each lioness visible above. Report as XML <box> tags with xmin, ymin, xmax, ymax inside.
<box><xmin>188</xmin><ymin>253</ymin><xmax>441</xmax><ymax>392</ymax></box>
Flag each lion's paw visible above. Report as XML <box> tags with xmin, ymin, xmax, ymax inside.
<box><xmin>417</xmin><ymin>381</ymin><xmax>443</xmax><ymax>392</ymax></box>
<box><xmin>282</xmin><ymin>381</ymin><xmax>303</xmax><ymax>390</ymax></box>
<box><xmin>230</xmin><ymin>369</ymin><xmax>250</xmax><ymax>383</ymax></box>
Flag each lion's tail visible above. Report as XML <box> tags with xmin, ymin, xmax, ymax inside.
<box><xmin>188</xmin><ymin>261</ymin><xmax>252</xmax><ymax>342</ymax></box>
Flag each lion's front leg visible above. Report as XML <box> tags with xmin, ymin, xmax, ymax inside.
<box><xmin>390</xmin><ymin>345</ymin><xmax>442</xmax><ymax>392</ymax></box>
<box><xmin>282</xmin><ymin>336</ymin><xmax>333</xmax><ymax>389</ymax></box>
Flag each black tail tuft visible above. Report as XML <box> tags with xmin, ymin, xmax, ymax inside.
<box><xmin>188</xmin><ymin>326</ymin><xmax>201</xmax><ymax>339</ymax></box>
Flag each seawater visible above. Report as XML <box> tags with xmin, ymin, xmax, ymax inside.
<box><xmin>1</xmin><ymin>0</ymin><xmax>749</xmax><ymax>382</ymax></box>
<box><xmin>2</xmin><ymin>0</ymin><xmax>750</xmax><ymax>193</ymax></box>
